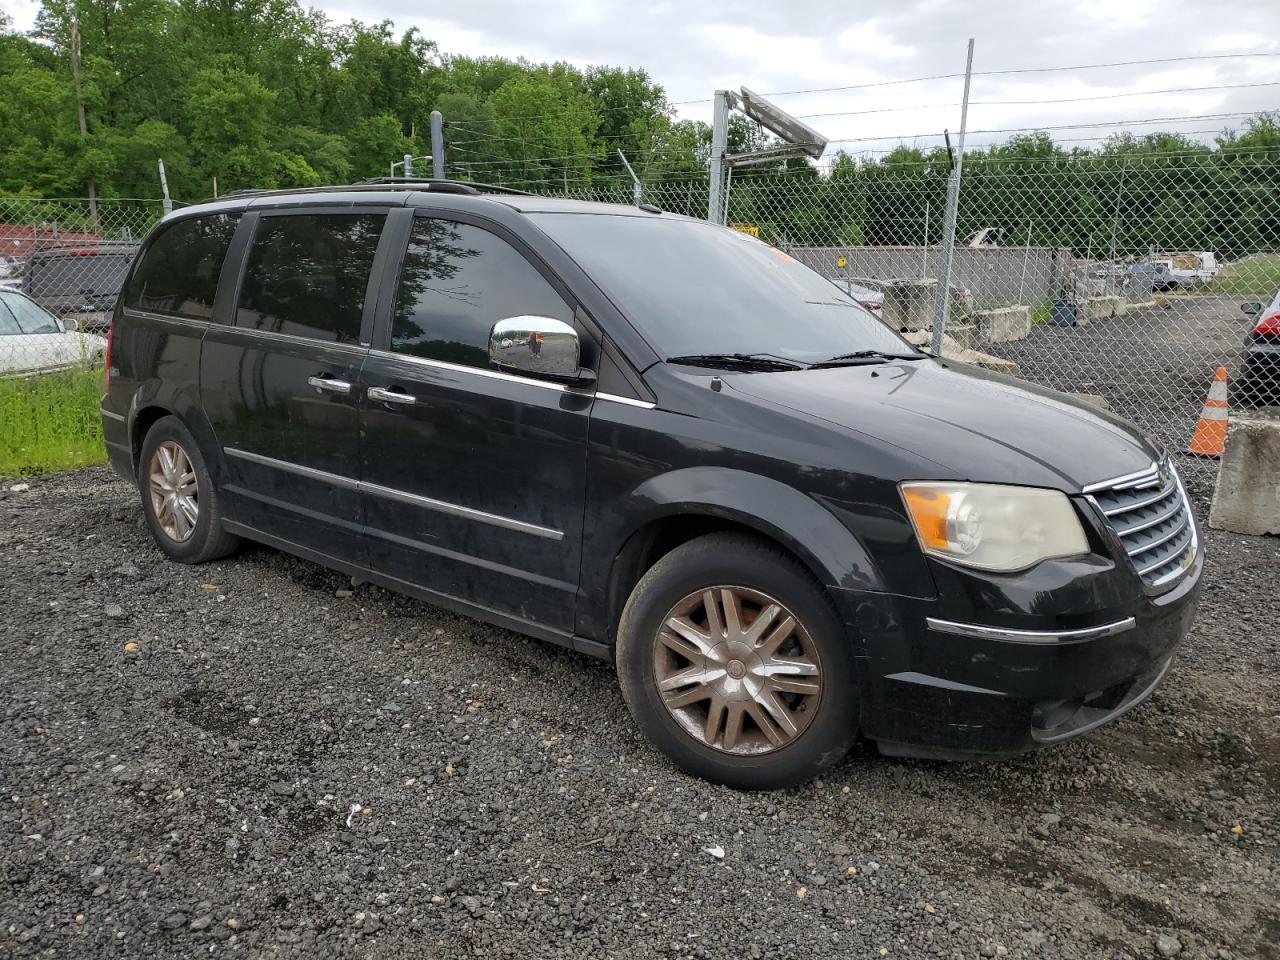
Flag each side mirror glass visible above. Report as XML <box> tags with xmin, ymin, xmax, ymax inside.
<box><xmin>1240</xmin><ymin>302</ymin><xmax>1262</xmax><ymax>316</ymax></box>
<box><xmin>488</xmin><ymin>315</ymin><xmax>589</xmax><ymax>383</ymax></box>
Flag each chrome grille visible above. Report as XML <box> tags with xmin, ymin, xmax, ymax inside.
<box><xmin>1086</xmin><ymin>462</ymin><xmax>1196</xmax><ymax>588</ymax></box>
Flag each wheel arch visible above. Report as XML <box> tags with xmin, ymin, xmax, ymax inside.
<box><xmin>125</xmin><ymin>380</ymin><xmax>224</xmax><ymax>480</ymax></box>
<box><xmin>602</xmin><ymin>467</ymin><xmax>886</xmax><ymax>645</ymax></box>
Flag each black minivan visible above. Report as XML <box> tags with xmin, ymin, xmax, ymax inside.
<box><xmin>102</xmin><ymin>181</ymin><xmax>1203</xmax><ymax>788</ymax></box>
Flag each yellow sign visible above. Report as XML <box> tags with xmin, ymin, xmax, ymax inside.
<box><xmin>836</xmin><ymin>255</ymin><xmax>847</xmax><ymax>269</ymax></box>
<box><xmin>730</xmin><ymin>222</ymin><xmax>759</xmax><ymax>237</ymax></box>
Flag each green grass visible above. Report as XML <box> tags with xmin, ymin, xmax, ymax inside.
<box><xmin>1029</xmin><ymin>298</ymin><xmax>1054</xmax><ymax>326</ymax></box>
<box><xmin>0</xmin><ymin>367</ymin><xmax>108</xmax><ymax>478</ymax></box>
<box><xmin>1208</xmin><ymin>254</ymin><xmax>1280</xmax><ymax>297</ymax></box>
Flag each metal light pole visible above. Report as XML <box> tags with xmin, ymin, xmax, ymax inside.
<box><xmin>931</xmin><ymin>38</ymin><xmax>975</xmax><ymax>357</ymax></box>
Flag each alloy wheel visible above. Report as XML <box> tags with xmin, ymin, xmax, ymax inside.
<box><xmin>147</xmin><ymin>441</ymin><xmax>199</xmax><ymax>542</ymax></box>
<box><xmin>653</xmin><ymin>586</ymin><xmax>824</xmax><ymax>755</ymax></box>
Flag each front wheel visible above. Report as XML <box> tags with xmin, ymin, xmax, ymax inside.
<box><xmin>616</xmin><ymin>533</ymin><xmax>859</xmax><ymax>789</ymax></box>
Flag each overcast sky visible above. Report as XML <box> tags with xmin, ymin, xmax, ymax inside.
<box><xmin>6</xmin><ymin>0</ymin><xmax>1279</xmax><ymax>161</ymax></box>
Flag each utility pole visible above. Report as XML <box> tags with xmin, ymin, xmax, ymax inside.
<box><xmin>70</xmin><ymin>19</ymin><xmax>99</xmax><ymax>229</ymax></box>
<box><xmin>931</xmin><ymin>38</ymin><xmax>975</xmax><ymax>357</ymax></box>
<box><xmin>430</xmin><ymin>111</ymin><xmax>445</xmax><ymax>179</ymax></box>
<box><xmin>707</xmin><ymin>90</ymin><xmax>729</xmax><ymax>224</ymax></box>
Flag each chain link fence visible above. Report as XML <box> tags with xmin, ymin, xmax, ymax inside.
<box><xmin>5</xmin><ymin>150</ymin><xmax>1279</xmax><ymax>481</ymax></box>
<box><xmin>551</xmin><ymin>148</ymin><xmax>1280</xmax><ymax>479</ymax></box>
<box><xmin>0</xmin><ymin>198</ymin><xmax>170</xmax><ymax>377</ymax></box>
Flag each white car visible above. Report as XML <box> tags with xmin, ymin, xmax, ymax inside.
<box><xmin>0</xmin><ymin>288</ymin><xmax>107</xmax><ymax>376</ymax></box>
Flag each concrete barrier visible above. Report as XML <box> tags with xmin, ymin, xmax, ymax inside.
<box><xmin>1076</xmin><ymin>296</ymin><xmax>1122</xmax><ymax>326</ymax></box>
<box><xmin>975</xmin><ymin>305</ymin><xmax>1030</xmax><ymax>343</ymax></box>
<box><xmin>1209</xmin><ymin>411</ymin><xmax>1280</xmax><ymax>536</ymax></box>
<box><xmin>882</xmin><ymin>279</ymin><xmax>937</xmax><ymax>332</ymax></box>
<box><xmin>903</xmin><ymin>330</ymin><xmax>1020</xmax><ymax>376</ymax></box>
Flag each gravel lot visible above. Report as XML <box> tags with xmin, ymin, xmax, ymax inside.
<box><xmin>988</xmin><ymin>295</ymin><xmax>1258</xmax><ymax>482</ymax></box>
<box><xmin>1</xmin><ymin>467</ymin><xmax>1277</xmax><ymax>960</ymax></box>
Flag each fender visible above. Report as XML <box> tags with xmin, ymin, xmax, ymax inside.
<box><xmin>119</xmin><ymin>317</ymin><xmax>225</xmax><ymax>481</ymax></box>
<box><xmin>625</xmin><ymin>466</ymin><xmax>887</xmax><ymax>593</ymax></box>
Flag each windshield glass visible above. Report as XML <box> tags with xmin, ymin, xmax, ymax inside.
<box><xmin>0</xmin><ymin>291</ymin><xmax>62</xmax><ymax>334</ymax></box>
<box><xmin>529</xmin><ymin>213</ymin><xmax>911</xmax><ymax>364</ymax></box>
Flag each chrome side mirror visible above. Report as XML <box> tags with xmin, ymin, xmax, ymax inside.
<box><xmin>1240</xmin><ymin>302</ymin><xmax>1262</xmax><ymax>317</ymax></box>
<box><xmin>488</xmin><ymin>315</ymin><xmax>591</xmax><ymax>384</ymax></box>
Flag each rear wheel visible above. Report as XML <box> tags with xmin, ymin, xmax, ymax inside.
<box><xmin>137</xmin><ymin>416</ymin><xmax>240</xmax><ymax>564</ymax></box>
<box><xmin>616</xmin><ymin>533</ymin><xmax>858</xmax><ymax>789</ymax></box>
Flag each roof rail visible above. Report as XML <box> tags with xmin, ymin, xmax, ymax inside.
<box><xmin>357</xmin><ymin>177</ymin><xmax>533</xmax><ymax>196</ymax></box>
<box><xmin>207</xmin><ymin>179</ymin><xmax>534</xmax><ymax>204</ymax></box>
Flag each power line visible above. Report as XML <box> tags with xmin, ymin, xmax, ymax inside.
<box><xmin>668</xmin><ymin>52</ymin><xmax>1280</xmax><ymax>106</ymax></box>
<box><xmin>793</xmin><ymin>82</ymin><xmax>1280</xmax><ymax>122</ymax></box>
<box><xmin>973</xmin><ymin>80</ymin><xmax>1280</xmax><ymax>107</ymax></box>
<box><xmin>822</xmin><ymin>111</ymin><xmax>1263</xmax><ymax>146</ymax></box>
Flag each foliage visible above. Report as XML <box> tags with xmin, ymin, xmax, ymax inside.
<box><xmin>1</xmin><ymin>3</ymin><xmax>1278</xmax><ymax>260</ymax></box>
<box><xmin>1208</xmin><ymin>254</ymin><xmax>1280</xmax><ymax>296</ymax></box>
<box><xmin>0</xmin><ymin>366</ymin><xmax>106</xmax><ymax>477</ymax></box>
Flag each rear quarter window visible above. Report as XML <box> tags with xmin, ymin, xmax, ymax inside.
<box><xmin>125</xmin><ymin>214</ymin><xmax>238</xmax><ymax>319</ymax></box>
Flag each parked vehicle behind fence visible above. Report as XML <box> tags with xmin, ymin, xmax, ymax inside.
<box><xmin>101</xmin><ymin>181</ymin><xmax>1203</xmax><ymax>789</ymax></box>
<box><xmin>0</xmin><ymin>288</ymin><xmax>106</xmax><ymax>376</ymax></box>
<box><xmin>22</xmin><ymin>242</ymin><xmax>137</xmax><ymax>333</ymax></box>
<box><xmin>1239</xmin><ymin>290</ymin><xmax>1280</xmax><ymax>406</ymax></box>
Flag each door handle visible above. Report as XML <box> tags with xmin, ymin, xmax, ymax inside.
<box><xmin>368</xmin><ymin>386</ymin><xmax>417</xmax><ymax>406</ymax></box>
<box><xmin>308</xmin><ymin>375</ymin><xmax>353</xmax><ymax>395</ymax></box>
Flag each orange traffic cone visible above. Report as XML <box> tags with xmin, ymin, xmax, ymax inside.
<box><xmin>1187</xmin><ymin>366</ymin><xmax>1229</xmax><ymax>456</ymax></box>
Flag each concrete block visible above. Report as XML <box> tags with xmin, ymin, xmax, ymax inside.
<box><xmin>1077</xmin><ymin>296</ymin><xmax>1122</xmax><ymax>326</ymax></box>
<box><xmin>945</xmin><ymin>322</ymin><xmax>978</xmax><ymax>350</ymax></box>
<box><xmin>882</xmin><ymin>279</ymin><xmax>937</xmax><ymax>332</ymax></box>
<box><xmin>903</xmin><ymin>330</ymin><xmax>1021</xmax><ymax>377</ymax></box>
<box><xmin>1209</xmin><ymin>411</ymin><xmax>1280</xmax><ymax>536</ymax></box>
<box><xmin>976</xmin><ymin>305</ymin><xmax>1031</xmax><ymax>343</ymax></box>
<box><xmin>1071</xmin><ymin>393</ymin><xmax>1112</xmax><ymax>411</ymax></box>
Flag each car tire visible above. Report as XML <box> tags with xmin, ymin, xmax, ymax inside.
<box><xmin>137</xmin><ymin>415</ymin><xmax>241</xmax><ymax>564</ymax></box>
<box><xmin>616</xmin><ymin>533</ymin><xmax>859</xmax><ymax>789</ymax></box>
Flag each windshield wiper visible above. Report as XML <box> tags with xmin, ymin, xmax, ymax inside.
<box><xmin>810</xmin><ymin>349</ymin><xmax>929</xmax><ymax>369</ymax></box>
<box><xmin>666</xmin><ymin>353</ymin><xmax>805</xmax><ymax>372</ymax></box>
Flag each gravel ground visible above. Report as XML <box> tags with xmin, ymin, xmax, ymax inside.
<box><xmin>1</xmin><ymin>467</ymin><xmax>1277</xmax><ymax>960</ymax></box>
<box><xmin>987</xmin><ymin>295</ymin><xmax>1258</xmax><ymax>484</ymax></box>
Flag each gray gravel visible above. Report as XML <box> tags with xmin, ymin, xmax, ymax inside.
<box><xmin>1</xmin><ymin>467</ymin><xmax>1277</xmax><ymax>959</ymax></box>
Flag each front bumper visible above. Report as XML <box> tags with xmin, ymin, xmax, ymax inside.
<box><xmin>831</xmin><ymin>538</ymin><xmax>1204</xmax><ymax>759</ymax></box>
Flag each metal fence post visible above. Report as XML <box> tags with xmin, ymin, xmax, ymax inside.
<box><xmin>158</xmin><ymin>159</ymin><xmax>173</xmax><ymax>216</ymax></box>
<box><xmin>921</xmin><ymin>201</ymin><xmax>930</xmax><ymax>279</ymax></box>
<box><xmin>931</xmin><ymin>38</ymin><xmax>975</xmax><ymax>357</ymax></box>
<box><xmin>1018</xmin><ymin>218</ymin><xmax>1033</xmax><ymax>304</ymax></box>
<box><xmin>617</xmin><ymin>149</ymin><xmax>643</xmax><ymax>206</ymax></box>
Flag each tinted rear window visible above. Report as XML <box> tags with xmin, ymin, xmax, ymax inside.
<box><xmin>236</xmin><ymin>214</ymin><xmax>384</xmax><ymax>344</ymax></box>
<box><xmin>126</xmin><ymin>214</ymin><xmax>236</xmax><ymax>318</ymax></box>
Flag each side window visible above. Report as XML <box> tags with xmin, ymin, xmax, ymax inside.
<box><xmin>391</xmin><ymin>218</ymin><xmax>573</xmax><ymax>367</ymax></box>
<box><xmin>2</xmin><ymin>292</ymin><xmax>61</xmax><ymax>334</ymax></box>
<box><xmin>125</xmin><ymin>215</ymin><xmax>236</xmax><ymax>319</ymax></box>
<box><xmin>0</xmin><ymin>296</ymin><xmax>20</xmax><ymax>335</ymax></box>
<box><xmin>236</xmin><ymin>214</ymin><xmax>384</xmax><ymax>344</ymax></box>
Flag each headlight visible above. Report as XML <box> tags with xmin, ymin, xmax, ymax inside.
<box><xmin>900</xmin><ymin>482</ymin><xmax>1089</xmax><ymax>572</ymax></box>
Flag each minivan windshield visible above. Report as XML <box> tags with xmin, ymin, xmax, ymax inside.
<box><xmin>529</xmin><ymin>213</ymin><xmax>914</xmax><ymax>366</ymax></box>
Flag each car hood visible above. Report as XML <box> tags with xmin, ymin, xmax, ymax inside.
<box><xmin>723</xmin><ymin>358</ymin><xmax>1162</xmax><ymax>491</ymax></box>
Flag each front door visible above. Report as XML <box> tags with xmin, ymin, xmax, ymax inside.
<box><xmin>201</xmin><ymin>209</ymin><xmax>389</xmax><ymax>560</ymax></box>
<box><xmin>358</xmin><ymin>213</ymin><xmax>592</xmax><ymax>636</ymax></box>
